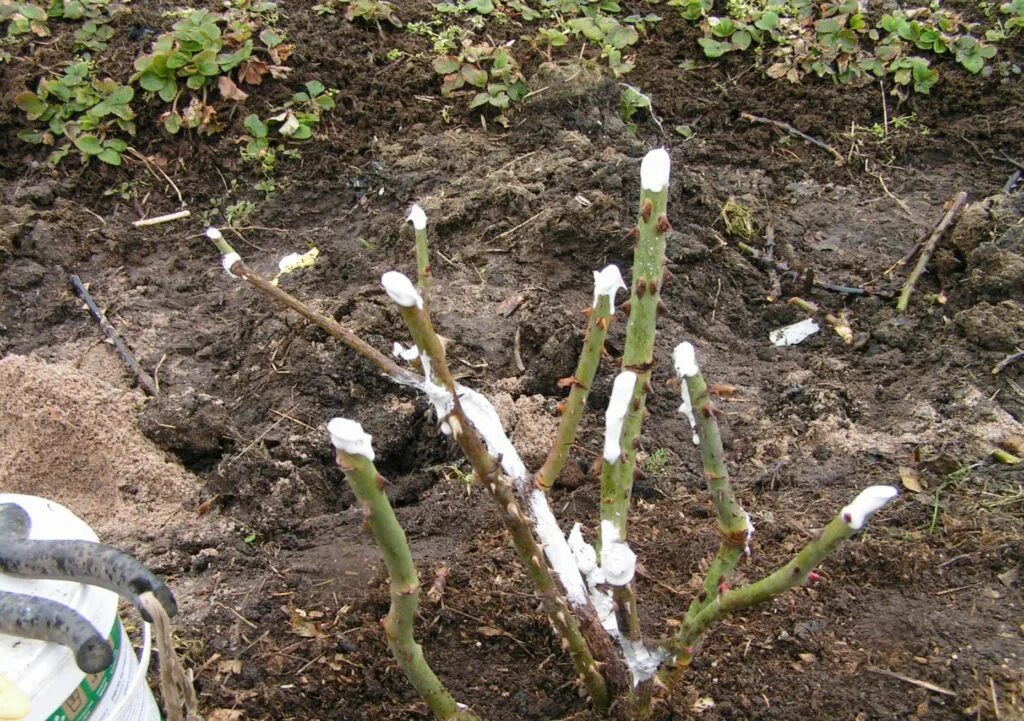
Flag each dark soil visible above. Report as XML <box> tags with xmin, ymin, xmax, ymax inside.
<box><xmin>1</xmin><ymin>2</ymin><xmax>1022</xmax><ymax>720</ymax></box>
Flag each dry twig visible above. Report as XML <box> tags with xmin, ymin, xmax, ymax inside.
<box><xmin>69</xmin><ymin>274</ymin><xmax>157</xmax><ymax>395</ymax></box>
<box><xmin>896</xmin><ymin>191</ymin><xmax>968</xmax><ymax>313</ymax></box>
<box><xmin>740</xmin><ymin>112</ymin><xmax>844</xmax><ymax>165</ymax></box>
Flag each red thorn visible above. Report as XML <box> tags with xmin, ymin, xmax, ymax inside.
<box><xmin>656</xmin><ymin>214</ymin><xmax>671</xmax><ymax>234</ymax></box>
<box><xmin>718</xmin><ymin>582</ymin><xmax>729</xmax><ymax>594</ymax></box>
<box><xmin>807</xmin><ymin>571</ymin><xmax>821</xmax><ymax>583</ymax></box>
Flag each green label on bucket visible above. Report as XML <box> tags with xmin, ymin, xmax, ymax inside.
<box><xmin>46</xmin><ymin>618</ymin><xmax>123</xmax><ymax>721</ymax></box>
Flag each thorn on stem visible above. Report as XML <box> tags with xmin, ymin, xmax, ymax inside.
<box><xmin>641</xmin><ymin>199</ymin><xmax>653</xmax><ymax>222</ymax></box>
<box><xmin>656</xmin><ymin>214</ymin><xmax>671</xmax><ymax>234</ymax></box>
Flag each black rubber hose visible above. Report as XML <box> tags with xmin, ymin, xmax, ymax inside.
<box><xmin>0</xmin><ymin>590</ymin><xmax>113</xmax><ymax>673</ymax></box>
<box><xmin>0</xmin><ymin>503</ymin><xmax>177</xmax><ymax>621</ymax></box>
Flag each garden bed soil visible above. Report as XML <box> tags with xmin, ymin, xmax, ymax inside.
<box><xmin>1</xmin><ymin>2</ymin><xmax>1023</xmax><ymax>720</ymax></box>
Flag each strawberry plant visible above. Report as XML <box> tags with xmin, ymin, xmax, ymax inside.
<box><xmin>432</xmin><ymin>43</ymin><xmax>527</xmax><ymax>118</ymax></box>
<box><xmin>14</xmin><ymin>60</ymin><xmax>134</xmax><ymax>165</ymax></box>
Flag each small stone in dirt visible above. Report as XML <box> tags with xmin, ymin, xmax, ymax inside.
<box><xmin>12</xmin><ymin>181</ymin><xmax>56</xmax><ymax>208</ymax></box>
<box><xmin>0</xmin><ymin>259</ymin><xmax>47</xmax><ymax>289</ymax></box>
<box><xmin>966</xmin><ymin>244</ymin><xmax>1024</xmax><ymax>302</ymax></box>
<box><xmin>955</xmin><ymin>300</ymin><xmax>1024</xmax><ymax>352</ymax></box>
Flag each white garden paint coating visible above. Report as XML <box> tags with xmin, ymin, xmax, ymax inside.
<box><xmin>840</xmin><ymin>485</ymin><xmax>898</xmax><ymax>530</ymax></box>
<box><xmin>743</xmin><ymin>511</ymin><xmax>755</xmax><ymax>556</ymax></box>
<box><xmin>568</xmin><ymin>523</ymin><xmax>597</xmax><ymax>576</ymax></box>
<box><xmin>530</xmin><ymin>490</ymin><xmax>588</xmax><ymax>606</ymax></box>
<box><xmin>205</xmin><ymin>227</ymin><xmax>223</xmax><ymax>242</ymax></box>
<box><xmin>456</xmin><ymin>385</ymin><xmax>528</xmax><ymax>486</ymax></box>
<box><xmin>769</xmin><ymin>317</ymin><xmax>820</xmax><ymax>346</ymax></box>
<box><xmin>672</xmin><ymin>342</ymin><xmax>700</xmax><ymax>445</ymax></box>
<box><xmin>640</xmin><ymin>147</ymin><xmax>671</xmax><ymax>192</ymax></box>
<box><xmin>603</xmin><ymin>371</ymin><xmax>638</xmax><ymax>463</ymax></box>
<box><xmin>599</xmin><ymin>520</ymin><xmax>636</xmax><ymax>586</ymax></box>
<box><xmin>569</xmin><ymin>522</ymin><xmax>662</xmax><ymax>686</ymax></box>
<box><xmin>407</xmin><ymin>204</ymin><xmax>427</xmax><ymax>231</ymax></box>
<box><xmin>620</xmin><ymin>639</ymin><xmax>666</xmax><ymax>687</ymax></box>
<box><xmin>221</xmin><ymin>252</ymin><xmax>241</xmax><ymax>276</ymax></box>
<box><xmin>391</xmin><ymin>342</ymin><xmax>419</xmax><ymax>361</ymax></box>
<box><xmin>327</xmin><ymin>418</ymin><xmax>375</xmax><ymax>461</ymax></box>
<box><xmin>381</xmin><ymin>271</ymin><xmax>424</xmax><ymax>309</ymax></box>
<box><xmin>418</xmin><ymin>354</ymin><xmax>455</xmax><ymax>435</ymax></box>
<box><xmin>592</xmin><ymin>265</ymin><xmax>627</xmax><ymax>313</ymax></box>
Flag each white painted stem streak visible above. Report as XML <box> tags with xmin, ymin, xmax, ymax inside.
<box><xmin>603</xmin><ymin>371</ymin><xmax>638</xmax><ymax>463</ymax></box>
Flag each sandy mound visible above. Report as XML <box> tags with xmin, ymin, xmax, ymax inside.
<box><xmin>0</xmin><ymin>353</ymin><xmax>199</xmax><ymax>541</ymax></box>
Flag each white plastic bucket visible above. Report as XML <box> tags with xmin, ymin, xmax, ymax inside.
<box><xmin>0</xmin><ymin>494</ymin><xmax>161</xmax><ymax>721</ymax></box>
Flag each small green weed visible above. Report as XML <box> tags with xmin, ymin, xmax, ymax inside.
<box><xmin>640</xmin><ymin>448</ymin><xmax>670</xmax><ymax>477</ymax></box>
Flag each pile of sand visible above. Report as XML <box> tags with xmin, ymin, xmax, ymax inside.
<box><xmin>0</xmin><ymin>353</ymin><xmax>199</xmax><ymax>541</ymax></box>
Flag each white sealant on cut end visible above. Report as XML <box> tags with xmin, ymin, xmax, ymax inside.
<box><xmin>205</xmin><ymin>227</ymin><xmax>223</xmax><ymax>242</ymax></box>
<box><xmin>592</xmin><ymin>264</ymin><xmax>627</xmax><ymax>313</ymax></box>
<box><xmin>327</xmin><ymin>418</ymin><xmax>375</xmax><ymax>461</ymax></box>
<box><xmin>603</xmin><ymin>371</ymin><xmax>637</xmax><ymax>463</ymax></box>
<box><xmin>407</xmin><ymin>203</ymin><xmax>427</xmax><ymax>231</ymax></box>
<box><xmin>381</xmin><ymin>271</ymin><xmax>424</xmax><ymax>309</ymax></box>
<box><xmin>840</xmin><ymin>485</ymin><xmax>898</xmax><ymax>530</ymax></box>
<box><xmin>673</xmin><ymin>342</ymin><xmax>700</xmax><ymax>444</ymax></box>
<box><xmin>672</xmin><ymin>342</ymin><xmax>699</xmax><ymax>378</ymax></box>
<box><xmin>221</xmin><ymin>252</ymin><xmax>242</xmax><ymax>276</ymax></box>
<box><xmin>640</xmin><ymin>147</ymin><xmax>671</xmax><ymax>192</ymax></box>
<box><xmin>599</xmin><ymin>521</ymin><xmax>637</xmax><ymax>586</ymax></box>
<box><xmin>769</xmin><ymin>318</ymin><xmax>820</xmax><ymax>347</ymax></box>
<box><xmin>530</xmin><ymin>490</ymin><xmax>588</xmax><ymax>606</ymax></box>
<box><xmin>392</xmin><ymin>342</ymin><xmax>419</xmax><ymax>361</ymax></box>
<box><xmin>743</xmin><ymin>511</ymin><xmax>755</xmax><ymax>556</ymax></box>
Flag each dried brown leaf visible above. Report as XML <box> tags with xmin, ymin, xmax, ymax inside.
<box><xmin>217</xmin><ymin>75</ymin><xmax>249</xmax><ymax>101</ymax></box>
<box><xmin>899</xmin><ymin>466</ymin><xmax>924</xmax><ymax>492</ymax></box>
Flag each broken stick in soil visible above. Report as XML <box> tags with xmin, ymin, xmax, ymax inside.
<box><xmin>734</xmin><ymin>242</ymin><xmax>883</xmax><ymax>298</ymax></box>
<box><xmin>896</xmin><ymin>191</ymin><xmax>969</xmax><ymax>313</ymax></box>
<box><xmin>69</xmin><ymin>274</ymin><xmax>158</xmax><ymax>396</ymax></box>
<box><xmin>740</xmin><ymin>112</ymin><xmax>844</xmax><ymax>166</ymax></box>
<box><xmin>992</xmin><ymin>349</ymin><xmax>1024</xmax><ymax>375</ymax></box>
